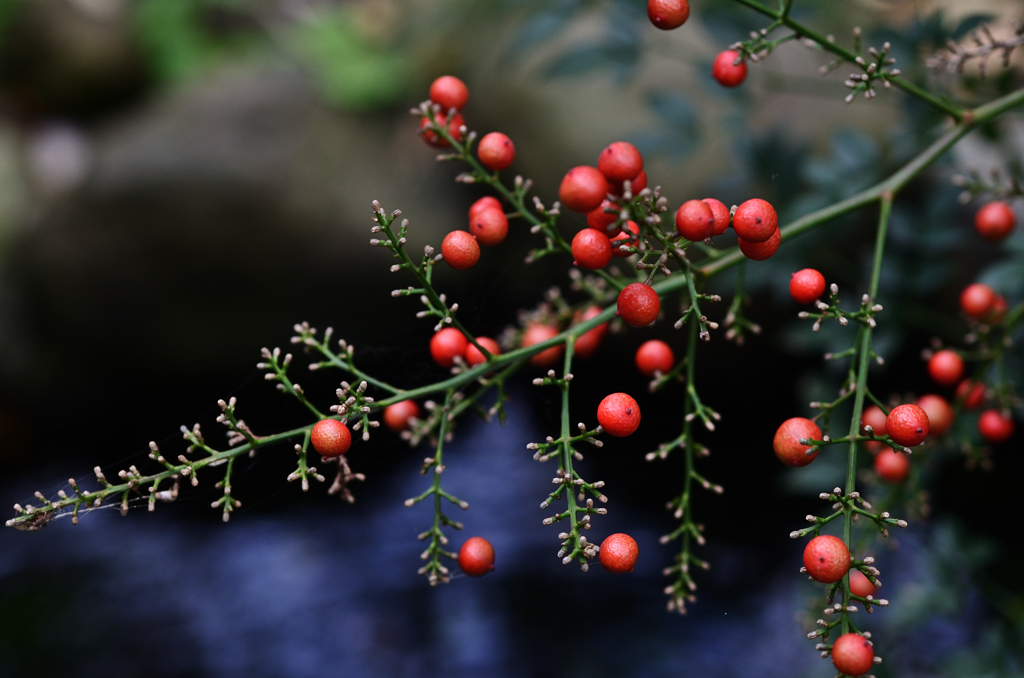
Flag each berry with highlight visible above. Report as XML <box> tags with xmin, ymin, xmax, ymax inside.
<box><xmin>458</xmin><ymin>536</ymin><xmax>495</xmax><ymax>577</ymax></box>
<box><xmin>886</xmin><ymin>403</ymin><xmax>930</xmax><ymax>447</ymax></box>
<box><xmin>617</xmin><ymin>282</ymin><xmax>660</xmax><ymax>327</ymax></box>
<box><xmin>599</xmin><ymin>533</ymin><xmax>639</xmax><ymax>573</ymax></box>
<box><xmin>441</xmin><ymin>230</ymin><xmax>480</xmax><ymax>270</ymax></box>
<box><xmin>974</xmin><ymin>200</ymin><xmax>1016</xmax><ymax>242</ymax></box>
<box><xmin>311</xmin><ymin>419</ymin><xmax>352</xmax><ymax>457</ymax></box>
<box><xmin>464</xmin><ymin>337</ymin><xmax>500</xmax><ymax>367</ymax></box>
<box><xmin>430</xmin><ymin>328</ymin><xmax>469</xmax><ymax>368</ymax></box>
<box><xmin>559</xmin><ymin>166</ymin><xmax>610</xmax><ymax>213</ymax></box>
<box><xmin>597</xmin><ymin>392</ymin><xmax>641</xmax><ymax>437</ymax></box>
<box><xmin>383</xmin><ymin>400</ymin><xmax>420</xmax><ymax>433</ymax></box>
<box><xmin>597</xmin><ymin>141</ymin><xmax>644</xmax><ymax>183</ymax></box>
<box><xmin>571</xmin><ymin>228</ymin><xmax>613</xmax><ymax>270</ymax></box>
<box><xmin>635</xmin><ymin>339</ymin><xmax>674</xmax><ymax>376</ymax></box>
<box><xmin>831</xmin><ymin>633</ymin><xmax>875</xmax><ymax>677</ymax></box>
<box><xmin>477</xmin><ymin>132</ymin><xmax>515</xmax><ymax>171</ymax></box>
<box><xmin>647</xmin><ymin>0</ymin><xmax>689</xmax><ymax>30</ymax></box>
<box><xmin>712</xmin><ymin>50</ymin><xmax>748</xmax><ymax>87</ymax></box>
<box><xmin>469</xmin><ymin>207</ymin><xmax>509</xmax><ymax>246</ymax></box>
<box><xmin>978</xmin><ymin>409</ymin><xmax>1015</xmax><ymax>444</ymax></box>
<box><xmin>789</xmin><ymin>268</ymin><xmax>826</xmax><ymax>304</ymax></box>
<box><xmin>773</xmin><ymin>417</ymin><xmax>821</xmax><ymax>467</ymax></box>
<box><xmin>803</xmin><ymin>534</ymin><xmax>850</xmax><ymax>583</ymax></box>
<box><xmin>927</xmin><ymin>349</ymin><xmax>964</xmax><ymax>387</ymax></box>
<box><xmin>874</xmin><ymin>448</ymin><xmax>910</xmax><ymax>483</ymax></box>
<box><xmin>675</xmin><ymin>199</ymin><xmax>716</xmax><ymax>241</ymax></box>
<box><xmin>429</xmin><ymin>75</ymin><xmax>469</xmax><ymax>111</ymax></box>
<box><xmin>733</xmin><ymin>199</ymin><xmax>778</xmax><ymax>243</ymax></box>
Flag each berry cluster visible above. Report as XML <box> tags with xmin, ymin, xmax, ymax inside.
<box><xmin>7</xmin><ymin>5</ymin><xmax>1024</xmax><ymax>677</ymax></box>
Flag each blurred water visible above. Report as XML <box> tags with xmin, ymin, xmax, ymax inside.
<box><xmin>0</xmin><ymin>398</ymin><xmax>1000</xmax><ymax>677</ymax></box>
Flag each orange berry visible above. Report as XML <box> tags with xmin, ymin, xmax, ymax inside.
<box><xmin>597</xmin><ymin>392</ymin><xmax>641</xmax><ymax>437</ymax></box>
<box><xmin>803</xmin><ymin>534</ymin><xmax>850</xmax><ymax>583</ymax></box>
<box><xmin>311</xmin><ymin>419</ymin><xmax>351</xmax><ymax>457</ymax></box>
<box><xmin>598</xmin><ymin>533</ymin><xmax>639</xmax><ymax>573</ymax></box>
<box><xmin>773</xmin><ymin>417</ymin><xmax>821</xmax><ymax>467</ymax></box>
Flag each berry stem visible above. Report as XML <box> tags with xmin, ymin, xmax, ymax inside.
<box><xmin>838</xmin><ymin>194</ymin><xmax>893</xmax><ymax>635</ymax></box>
<box><xmin>406</xmin><ymin>389</ymin><xmax>467</xmax><ymax>586</ymax></box>
<box><xmin>729</xmin><ymin>0</ymin><xmax>965</xmax><ymax>119</ymax></box>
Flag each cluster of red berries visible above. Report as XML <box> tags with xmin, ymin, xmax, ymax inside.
<box><xmin>973</xmin><ymin>200</ymin><xmax>1016</xmax><ymax>242</ymax></box>
<box><xmin>802</xmin><ymin>536</ymin><xmax>878</xmax><ymax>675</ymax></box>
<box><xmin>419</xmin><ymin>76</ymin><xmax>518</xmax><ymax>271</ymax></box>
<box><xmin>420</xmin><ymin>75</ymin><xmax>469</xmax><ymax>148</ymax></box>
<box><xmin>517</xmin><ymin>307</ymin><xmax>610</xmax><ymax>369</ymax></box>
<box><xmin>773</xmin><ymin>404</ymin><xmax>930</xmax><ymax>471</ymax></box>
<box><xmin>428</xmin><ymin>327</ymin><xmax>503</xmax><ymax>369</ymax></box>
<box><xmin>920</xmin><ymin>280</ymin><xmax>1017</xmax><ymax>445</ymax></box>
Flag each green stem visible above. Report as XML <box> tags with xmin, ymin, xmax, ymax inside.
<box><xmin>729</xmin><ymin>0</ymin><xmax>964</xmax><ymax>119</ymax></box>
<box><xmin>839</xmin><ymin>195</ymin><xmax>892</xmax><ymax>636</ymax></box>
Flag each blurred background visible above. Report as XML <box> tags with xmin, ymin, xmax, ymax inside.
<box><xmin>0</xmin><ymin>0</ymin><xmax>1023</xmax><ymax>675</ymax></box>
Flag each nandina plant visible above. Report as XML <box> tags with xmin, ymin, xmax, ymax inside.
<box><xmin>7</xmin><ymin>2</ymin><xmax>1024</xmax><ymax>675</ymax></box>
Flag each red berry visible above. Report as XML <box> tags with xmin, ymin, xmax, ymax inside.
<box><xmin>559</xmin><ymin>166</ymin><xmax>610</xmax><ymax>213</ymax></box>
<box><xmin>430</xmin><ymin>328</ymin><xmax>469</xmax><ymax>368</ymax></box>
<box><xmin>571</xmin><ymin>228</ymin><xmax>613</xmax><ymax>270</ymax></box>
<box><xmin>986</xmin><ymin>294</ymin><xmax>1008</xmax><ymax>323</ymax></box>
<box><xmin>773</xmin><ymin>417</ymin><xmax>821</xmax><ymax>467</ymax></box>
<box><xmin>597</xmin><ymin>141</ymin><xmax>644</xmax><ymax>183</ymax></box>
<box><xmin>429</xmin><ymin>75</ymin><xmax>469</xmax><ymax>111</ymax></box>
<box><xmin>956</xmin><ymin>379</ymin><xmax>987</xmax><ymax>410</ymax></box>
<box><xmin>311</xmin><ymin>419</ymin><xmax>351</xmax><ymax>457</ymax></box>
<box><xmin>738</xmin><ymin>227</ymin><xmax>781</xmax><ymax>260</ymax></box>
<box><xmin>960</xmin><ymin>283</ymin><xmax>996</xmax><ymax>319</ymax></box>
<box><xmin>617</xmin><ymin>282</ymin><xmax>660</xmax><ymax>327</ymax></box>
<box><xmin>860</xmin><ymin>405</ymin><xmax>888</xmax><ymax>436</ymax></box>
<box><xmin>587</xmin><ymin>199</ymin><xmax>619</xmax><ymax>234</ymax></box>
<box><xmin>974</xmin><ymin>200</ymin><xmax>1016</xmax><ymax>242</ymax></box>
<box><xmin>647</xmin><ymin>0</ymin><xmax>689</xmax><ymax>30</ymax></box>
<box><xmin>383</xmin><ymin>400</ymin><xmax>420</xmax><ymax>432</ymax></box>
<box><xmin>675</xmin><ymin>199</ymin><xmax>716</xmax><ymax>241</ymax></box>
<box><xmin>599</xmin><ymin>533</ymin><xmax>639</xmax><ymax>573</ymax></box>
<box><xmin>927</xmin><ymin>349</ymin><xmax>964</xmax><ymax>387</ymax></box>
<box><xmin>464</xmin><ymin>336</ymin><xmax>501</xmax><ymax>367</ymax></box>
<box><xmin>733</xmin><ymin>198</ymin><xmax>778</xmax><ymax>243</ymax></box>
<box><xmin>803</xmin><ymin>534</ymin><xmax>851</xmax><ymax>583</ymax></box>
<box><xmin>702</xmin><ymin>198</ymin><xmax>730</xmax><ymax>236</ymax></box>
<box><xmin>610</xmin><ymin>220</ymin><xmax>640</xmax><ymax>257</ymax></box>
<box><xmin>635</xmin><ymin>339</ymin><xmax>675</xmax><ymax>376</ymax></box>
<box><xmin>886</xmin><ymin>403</ymin><xmax>930</xmax><ymax>448</ymax></box>
<box><xmin>789</xmin><ymin>268</ymin><xmax>826</xmax><ymax>304</ymax></box>
<box><xmin>831</xmin><ymin>633</ymin><xmax>875</xmax><ymax>677</ymax></box>
<box><xmin>978</xmin><ymin>409</ymin><xmax>1015</xmax><ymax>444</ymax></box>
<box><xmin>441</xmin><ymin>230</ymin><xmax>480</xmax><ymax>270</ymax></box>
<box><xmin>522</xmin><ymin>323</ymin><xmax>563</xmax><ymax>368</ymax></box>
<box><xmin>597</xmin><ymin>392</ymin><xmax>641</xmax><ymax>437</ymax></box>
<box><xmin>469</xmin><ymin>196</ymin><xmax>502</xmax><ymax>221</ymax></box>
<box><xmin>712</xmin><ymin>50</ymin><xmax>748</xmax><ymax>87</ymax></box>
<box><xmin>477</xmin><ymin>132</ymin><xmax>515</xmax><ymax>171</ymax></box>
<box><xmin>573</xmin><ymin>306</ymin><xmax>610</xmax><ymax>359</ymax></box>
<box><xmin>874</xmin><ymin>448</ymin><xmax>910</xmax><ymax>483</ymax></box>
<box><xmin>457</xmin><ymin>536</ymin><xmax>495</xmax><ymax>577</ymax></box>
<box><xmin>848</xmin><ymin>569</ymin><xmax>877</xmax><ymax>599</ymax></box>
<box><xmin>469</xmin><ymin>207</ymin><xmax>508</xmax><ymax>246</ymax></box>
<box><xmin>915</xmin><ymin>394</ymin><xmax>953</xmax><ymax>437</ymax></box>
<box><xmin>419</xmin><ymin>111</ymin><xmax>465</xmax><ymax>148</ymax></box>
